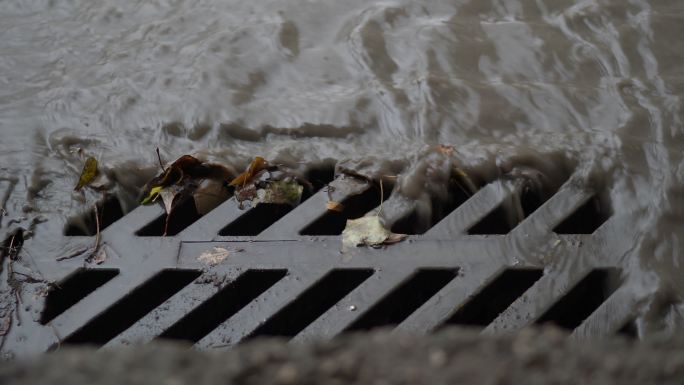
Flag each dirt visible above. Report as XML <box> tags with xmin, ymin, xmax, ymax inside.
<box><xmin>1</xmin><ymin>327</ymin><xmax>682</xmax><ymax>385</ymax></box>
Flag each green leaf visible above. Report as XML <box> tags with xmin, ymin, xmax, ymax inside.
<box><xmin>74</xmin><ymin>157</ymin><xmax>98</xmax><ymax>191</ymax></box>
<box><xmin>253</xmin><ymin>180</ymin><xmax>303</xmax><ymax>206</ymax></box>
<box><xmin>141</xmin><ymin>186</ymin><xmax>163</xmax><ymax>205</ymax></box>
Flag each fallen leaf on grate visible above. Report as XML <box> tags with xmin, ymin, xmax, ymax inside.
<box><xmin>140</xmin><ymin>154</ymin><xmax>234</xmax><ymax>205</ymax></box>
<box><xmin>342</xmin><ymin>216</ymin><xmax>407</xmax><ymax>249</ymax></box>
<box><xmin>253</xmin><ymin>180</ymin><xmax>303</xmax><ymax>206</ymax></box>
<box><xmin>326</xmin><ymin>201</ymin><xmax>344</xmax><ymax>212</ymax></box>
<box><xmin>198</xmin><ymin>247</ymin><xmax>231</xmax><ymax>266</ymax></box>
<box><xmin>230</xmin><ymin>156</ymin><xmax>269</xmax><ymax>187</ymax></box>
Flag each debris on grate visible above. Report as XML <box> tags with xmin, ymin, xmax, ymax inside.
<box><xmin>0</xmin><ymin>159</ymin><xmax>637</xmax><ymax>356</ymax></box>
<box><xmin>301</xmin><ymin>184</ymin><xmax>390</xmax><ymax>235</ymax></box>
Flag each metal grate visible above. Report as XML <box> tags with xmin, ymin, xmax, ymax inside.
<box><xmin>0</xmin><ymin>169</ymin><xmax>643</xmax><ymax>357</ymax></box>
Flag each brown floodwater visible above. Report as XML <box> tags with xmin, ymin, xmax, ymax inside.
<box><xmin>0</xmin><ymin>0</ymin><xmax>683</xmax><ymax>336</ymax></box>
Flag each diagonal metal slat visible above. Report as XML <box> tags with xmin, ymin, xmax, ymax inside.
<box><xmin>47</xmin><ymin>271</ymin><xmax>157</xmax><ymax>340</ymax></box>
<box><xmin>195</xmin><ymin>267</ymin><xmax>330</xmax><ymax>349</ymax></box>
<box><xmin>292</xmin><ymin>266</ymin><xmax>416</xmax><ymax>343</ymax></box>
<box><xmin>425</xmin><ymin>180</ymin><xmax>518</xmax><ymax>238</ymax></box>
<box><xmin>103</xmin><ymin>269</ymin><xmax>242</xmax><ymax>347</ymax></box>
<box><xmin>482</xmin><ymin>266</ymin><xmax>593</xmax><ymax>335</ymax></box>
<box><xmin>393</xmin><ymin>264</ymin><xmax>502</xmax><ymax>334</ymax></box>
<box><xmin>178</xmin><ymin>198</ymin><xmax>244</xmax><ymax>240</ymax></box>
<box><xmin>571</xmin><ymin>285</ymin><xmax>642</xmax><ymax>338</ymax></box>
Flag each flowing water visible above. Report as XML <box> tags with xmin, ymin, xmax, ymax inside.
<box><xmin>1</xmin><ymin>0</ymin><xmax>683</xmax><ymax>336</ymax></box>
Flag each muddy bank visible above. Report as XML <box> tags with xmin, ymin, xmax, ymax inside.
<box><xmin>1</xmin><ymin>327</ymin><xmax>683</xmax><ymax>385</ymax></box>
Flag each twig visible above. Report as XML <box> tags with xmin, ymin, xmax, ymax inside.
<box><xmin>92</xmin><ymin>203</ymin><xmax>101</xmax><ymax>251</ymax></box>
<box><xmin>7</xmin><ymin>234</ymin><xmax>15</xmax><ymax>259</ymax></box>
<box><xmin>376</xmin><ymin>179</ymin><xmax>384</xmax><ymax>216</ymax></box>
<box><xmin>156</xmin><ymin>148</ymin><xmax>167</xmax><ymax>173</ymax></box>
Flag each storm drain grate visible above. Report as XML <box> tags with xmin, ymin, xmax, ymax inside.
<box><xmin>0</xmin><ymin>166</ymin><xmax>642</xmax><ymax>357</ymax></box>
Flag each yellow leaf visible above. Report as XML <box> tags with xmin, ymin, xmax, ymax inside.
<box><xmin>74</xmin><ymin>157</ymin><xmax>98</xmax><ymax>191</ymax></box>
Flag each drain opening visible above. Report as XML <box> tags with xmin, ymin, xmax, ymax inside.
<box><xmin>300</xmin><ymin>185</ymin><xmax>390</xmax><ymax>235</ymax></box>
<box><xmin>248</xmin><ymin>269</ymin><xmax>374</xmax><ymax>339</ymax></box>
<box><xmin>219</xmin><ymin>203</ymin><xmax>294</xmax><ymax>236</ymax></box>
<box><xmin>467</xmin><ymin>204</ymin><xmax>513</xmax><ymax>235</ymax></box>
<box><xmin>159</xmin><ymin>269</ymin><xmax>287</xmax><ymax>343</ymax></box>
<box><xmin>40</xmin><ymin>268</ymin><xmax>119</xmax><ymax>325</ymax></box>
<box><xmin>64</xmin><ymin>196</ymin><xmax>125</xmax><ymax>236</ymax></box>
<box><xmin>553</xmin><ymin>196</ymin><xmax>611</xmax><ymax>234</ymax></box>
<box><xmin>305</xmin><ymin>164</ymin><xmax>336</xmax><ymax>192</ymax></box>
<box><xmin>443</xmin><ymin>268</ymin><xmax>543</xmax><ymax>327</ymax></box>
<box><xmin>136</xmin><ymin>198</ymin><xmax>202</xmax><ymax>236</ymax></box>
<box><xmin>520</xmin><ymin>185</ymin><xmax>544</xmax><ymax>218</ymax></box>
<box><xmin>392</xmin><ymin>174</ymin><xmax>474</xmax><ymax>235</ymax></box>
<box><xmin>62</xmin><ymin>269</ymin><xmax>200</xmax><ymax>345</ymax></box>
<box><xmin>345</xmin><ymin>269</ymin><xmax>458</xmax><ymax>332</ymax></box>
<box><xmin>535</xmin><ymin>268</ymin><xmax>620</xmax><ymax>330</ymax></box>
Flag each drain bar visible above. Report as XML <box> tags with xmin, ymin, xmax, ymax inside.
<box><xmin>0</xmin><ymin>170</ymin><xmax>642</xmax><ymax>357</ymax></box>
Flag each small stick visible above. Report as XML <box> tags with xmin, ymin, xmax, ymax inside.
<box><xmin>156</xmin><ymin>148</ymin><xmax>167</xmax><ymax>173</ymax></box>
<box><xmin>92</xmin><ymin>203</ymin><xmax>101</xmax><ymax>251</ymax></box>
<box><xmin>7</xmin><ymin>234</ymin><xmax>15</xmax><ymax>259</ymax></box>
<box><xmin>376</xmin><ymin>179</ymin><xmax>384</xmax><ymax>216</ymax></box>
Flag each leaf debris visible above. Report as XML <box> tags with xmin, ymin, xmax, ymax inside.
<box><xmin>326</xmin><ymin>201</ymin><xmax>344</xmax><ymax>212</ymax></box>
<box><xmin>342</xmin><ymin>216</ymin><xmax>407</xmax><ymax>249</ymax></box>
<box><xmin>74</xmin><ymin>157</ymin><xmax>98</xmax><ymax>191</ymax></box>
<box><xmin>198</xmin><ymin>247</ymin><xmax>232</xmax><ymax>266</ymax></box>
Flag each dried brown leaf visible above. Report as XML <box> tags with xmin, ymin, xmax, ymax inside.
<box><xmin>326</xmin><ymin>201</ymin><xmax>344</xmax><ymax>212</ymax></box>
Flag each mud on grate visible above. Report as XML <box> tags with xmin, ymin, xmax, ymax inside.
<box><xmin>0</xmin><ymin>164</ymin><xmax>641</xmax><ymax>357</ymax></box>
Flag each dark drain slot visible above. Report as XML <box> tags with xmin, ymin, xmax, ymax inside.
<box><xmin>136</xmin><ymin>198</ymin><xmax>203</xmax><ymax>236</ymax></box>
<box><xmin>62</xmin><ymin>269</ymin><xmax>200</xmax><ymax>345</ymax></box>
<box><xmin>248</xmin><ymin>269</ymin><xmax>374</xmax><ymax>338</ymax></box>
<box><xmin>159</xmin><ymin>269</ymin><xmax>287</xmax><ymax>343</ymax></box>
<box><xmin>300</xmin><ymin>187</ymin><xmax>388</xmax><ymax>235</ymax></box>
<box><xmin>467</xmin><ymin>205</ymin><xmax>513</xmax><ymax>235</ymax></box>
<box><xmin>40</xmin><ymin>268</ymin><xmax>119</xmax><ymax>325</ymax></box>
<box><xmin>345</xmin><ymin>269</ymin><xmax>458</xmax><ymax>332</ymax></box>
<box><xmin>64</xmin><ymin>196</ymin><xmax>125</xmax><ymax>236</ymax></box>
<box><xmin>305</xmin><ymin>164</ymin><xmax>336</xmax><ymax>192</ymax></box>
<box><xmin>536</xmin><ymin>268</ymin><xmax>620</xmax><ymax>330</ymax></box>
<box><xmin>443</xmin><ymin>268</ymin><xmax>543</xmax><ymax>327</ymax></box>
<box><xmin>553</xmin><ymin>196</ymin><xmax>610</xmax><ymax>234</ymax></box>
<box><xmin>219</xmin><ymin>204</ymin><xmax>293</xmax><ymax>236</ymax></box>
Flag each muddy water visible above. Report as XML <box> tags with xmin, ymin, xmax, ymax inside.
<box><xmin>1</xmin><ymin>1</ymin><xmax>683</xmax><ymax>336</ymax></box>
